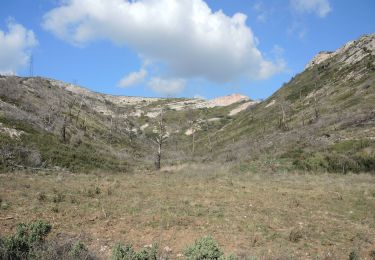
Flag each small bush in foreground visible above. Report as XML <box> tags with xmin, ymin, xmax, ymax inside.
<box><xmin>0</xmin><ymin>220</ymin><xmax>51</xmax><ymax>259</ymax></box>
<box><xmin>69</xmin><ymin>241</ymin><xmax>87</xmax><ymax>258</ymax></box>
<box><xmin>184</xmin><ymin>236</ymin><xmax>223</xmax><ymax>260</ymax></box>
<box><xmin>184</xmin><ymin>236</ymin><xmax>238</xmax><ymax>260</ymax></box>
<box><xmin>111</xmin><ymin>243</ymin><xmax>158</xmax><ymax>260</ymax></box>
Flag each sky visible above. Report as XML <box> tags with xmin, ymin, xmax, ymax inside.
<box><xmin>0</xmin><ymin>0</ymin><xmax>374</xmax><ymax>100</ymax></box>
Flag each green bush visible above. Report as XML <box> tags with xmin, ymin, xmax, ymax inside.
<box><xmin>69</xmin><ymin>241</ymin><xmax>87</xmax><ymax>258</ymax></box>
<box><xmin>291</xmin><ymin>140</ymin><xmax>375</xmax><ymax>173</ymax></box>
<box><xmin>0</xmin><ymin>220</ymin><xmax>51</xmax><ymax>259</ymax></box>
<box><xmin>293</xmin><ymin>152</ymin><xmax>375</xmax><ymax>173</ymax></box>
<box><xmin>111</xmin><ymin>243</ymin><xmax>158</xmax><ymax>260</ymax></box>
<box><xmin>184</xmin><ymin>236</ymin><xmax>223</xmax><ymax>260</ymax></box>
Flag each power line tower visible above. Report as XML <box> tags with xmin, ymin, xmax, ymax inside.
<box><xmin>29</xmin><ymin>54</ymin><xmax>34</xmax><ymax>77</ymax></box>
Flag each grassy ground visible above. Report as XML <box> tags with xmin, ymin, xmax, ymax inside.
<box><xmin>1</xmin><ymin>165</ymin><xmax>375</xmax><ymax>259</ymax></box>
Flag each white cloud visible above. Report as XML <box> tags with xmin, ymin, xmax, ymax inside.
<box><xmin>287</xmin><ymin>22</ymin><xmax>308</xmax><ymax>39</ymax></box>
<box><xmin>0</xmin><ymin>20</ymin><xmax>38</xmax><ymax>74</ymax></box>
<box><xmin>148</xmin><ymin>77</ymin><xmax>186</xmax><ymax>96</ymax></box>
<box><xmin>118</xmin><ymin>69</ymin><xmax>147</xmax><ymax>88</ymax></box>
<box><xmin>253</xmin><ymin>2</ymin><xmax>268</xmax><ymax>23</ymax></box>
<box><xmin>290</xmin><ymin>0</ymin><xmax>331</xmax><ymax>17</ymax></box>
<box><xmin>43</xmin><ymin>0</ymin><xmax>285</xmax><ymax>82</ymax></box>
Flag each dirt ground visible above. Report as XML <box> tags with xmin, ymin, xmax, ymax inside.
<box><xmin>1</xmin><ymin>164</ymin><xmax>375</xmax><ymax>259</ymax></box>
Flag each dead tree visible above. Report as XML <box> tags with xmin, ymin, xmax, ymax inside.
<box><xmin>60</xmin><ymin>98</ymin><xmax>78</xmax><ymax>143</ymax></box>
<box><xmin>278</xmin><ymin>103</ymin><xmax>288</xmax><ymax>131</ymax></box>
<box><xmin>152</xmin><ymin>107</ymin><xmax>168</xmax><ymax>170</ymax></box>
<box><xmin>123</xmin><ymin>116</ymin><xmax>136</xmax><ymax>143</ymax></box>
<box><xmin>313</xmin><ymin>92</ymin><xmax>320</xmax><ymax>120</ymax></box>
<box><xmin>186</xmin><ymin>109</ymin><xmax>199</xmax><ymax>156</ymax></box>
<box><xmin>299</xmin><ymin>90</ymin><xmax>305</xmax><ymax>126</ymax></box>
<box><xmin>75</xmin><ymin>94</ymin><xmax>86</xmax><ymax>124</ymax></box>
<box><xmin>201</xmin><ymin>108</ymin><xmax>213</xmax><ymax>153</ymax></box>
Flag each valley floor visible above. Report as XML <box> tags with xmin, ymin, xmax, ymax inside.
<box><xmin>1</xmin><ymin>165</ymin><xmax>375</xmax><ymax>259</ymax></box>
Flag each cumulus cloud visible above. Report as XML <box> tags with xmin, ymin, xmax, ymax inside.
<box><xmin>148</xmin><ymin>77</ymin><xmax>186</xmax><ymax>96</ymax></box>
<box><xmin>118</xmin><ymin>69</ymin><xmax>147</xmax><ymax>88</ymax></box>
<box><xmin>290</xmin><ymin>0</ymin><xmax>331</xmax><ymax>17</ymax></box>
<box><xmin>43</xmin><ymin>0</ymin><xmax>285</xmax><ymax>83</ymax></box>
<box><xmin>0</xmin><ymin>20</ymin><xmax>37</xmax><ymax>74</ymax></box>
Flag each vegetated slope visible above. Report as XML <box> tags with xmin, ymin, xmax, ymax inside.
<box><xmin>0</xmin><ymin>74</ymin><xmax>250</xmax><ymax>172</ymax></box>
<box><xmin>0</xmin><ymin>33</ymin><xmax>374</xmax><ymax>173</ymax></box>
<box><xmin>206</xmin><ymin>34</ymin><xmax>375</xmax><ymax>173</ymax></box>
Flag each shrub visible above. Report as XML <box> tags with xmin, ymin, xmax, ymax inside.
<box><xmin>289</xmin><ymin>228</ymin><xmax>303</xmax><ymax>242</ymax></box>
<box><xmin>349</xmin><ymin>250</ymin><xmax>359</xmax><ymax>260</ymax></box>
<box><xmin>111</xmin><ymin>243</ymin><xmax>158</xmax><ymax>260</ymax></box>
<box><xmin>69</xmin><ymin>241</ymin><xmax>87</xmax><ymax>258</ymax></box>
<box><xmin>112</xmin><ymin>244</ymin><xmax>136</xmax><ymax>260</ymax></box>
<box><xmin>37</xmin><ymin>192</ymin><xmax>47</xmax><ymax>202</ymax></box>
<box><xmin>184</xmin><ymin>236</ymin><xmax>223</xmax><ymax>260</ymax></box>
<box><xmin>0</xmin><ymin>220</ymin><xmax>51</xmax><ymax>259</ymax></box>
<box><xmin>369</xmin><ymin>250</ymin><xmax>375</xmax><ymax>260</ymax></box>
<box><xmin>34</xmin><ymin>238</ymin><xmax>96</xmax><ymax>260</ymax></box>
<box><xmin>219</xmin><ymin>254</ymin><xmax>239</xmax><ymax>260</ymax></box>
<box><xmin>52</xmin><ymin>192</ymin><xmax>65</xmax><ymax>203</ymax></box>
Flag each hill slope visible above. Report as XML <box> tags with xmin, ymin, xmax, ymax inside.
<box><xmin>0</xmin><ymin>33</ymin><xmax>374</xmax><ymax>173</ymax></box>
<box><xmin>206</xmin><ymin>34</ymin><xmax>375</xmax><ymax>173</ymax></box>
<box><xmin>0</xmin><ymin>75</ymin><xmax>252</xmax><ymax>172</ymax></box>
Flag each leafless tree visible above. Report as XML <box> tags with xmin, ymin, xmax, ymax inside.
<box><xmin>151</xmin><ymin>107</ymin><xmax>168</xmax><ymax>170</ymax></box>
<box><xmin>186</xmin><ymin>109</ymin><xmax>199</xmax><ymax>156</ymax></box>
<box><xmin>313</xmin><ymin>92</ymin><xmax>320</xmax><ymax>120</ymax></box>
<box><xmin>278</xmin><ymin>103</ymin><xmax>289</xmax><ymax>131</ymax></box>
<box><xmin>200</xmin><ymin>108</ymin><xmax>213</xmax><ymax>153</ymax></box>
<box><xmin>60</xmin><ymin>98</ymin><xmax>78</xmax><ymax>143</ymax></box>
<box><xmin>75</xmin><ymin>94</ymin><xmax>86</xmax><ymax>124</ymax></box>
<box><xmin>299</xmin><ymin>90</ymin><xmax>305</xmax><ymax>126</ymax></box>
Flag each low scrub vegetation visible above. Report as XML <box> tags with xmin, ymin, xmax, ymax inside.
<box><xmin>184</xmin><ymin>236</ymin><xmax>237</xmax><ymax>260</ymax></box>
<box><xmin>1</xmin><ymin>168</ymin><xmax>374</xmax><ymax>259</ymax></box>
<box><xmin>111</xmin><ymin>243</ymin><xmax>158</xmax><ymax>260</ymax></box>
<box><xmin>290</xmin><ymin>139</ymin><xmax>375</xmax><ymax>173</ymax></box>
<box><xmin>0</xmin><ymin>220</ymin><xmax>51</xmax><ymax>259</ymax></box>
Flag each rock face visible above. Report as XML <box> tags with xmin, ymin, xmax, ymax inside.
<box><xmin>305</xmin><ymin>51</ymin><xmax>334</xmax><ymax>69</ymax></box>
<box><xmin>229</xmin><ymin>101</ymin><xmax>259</xmax><ymax>116</ymax></box>
<box><xmin>47</xmin><ymin>79</ymin><xmax>252</xmax><ymax>120</ymax></box>
<box><xmin>305</xmin><ymin>33</ymin><xmax>375</xmax><ymax>69</ymax></box>
<box><xmin>205</xmin><ymin>94</ymin><xmax>249</xmax><ymax>107</ymax></box>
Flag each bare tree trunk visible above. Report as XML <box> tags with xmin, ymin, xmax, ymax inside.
<box><xmin>60</xmin><ymin>98</ymin><xmax>76</xmax><ymax>143</ymax></box>
<box><xmin>108</xmin><ymin>116</ymin><xmax>113</xmax><ymax>144</ymax></box>
<box><xmin>300</xmin><ymin>90</ymin><xmax>305</xmax><ymax>126</ymax></box>
<box><xmin>192</xmin><ymin>131</ymin><xmax>195</xmax><ymax>155</ymax></box>
<box><xmin>314</xmin><ymin>94</ymin><xmax>320</xmax><ymax>120</ymax></box>
<box><xmin>156</xmin><ymin>141</ymin><xmax>162</xmax><ymax>170</ymax></box>
<box><xmin>278</xmin><ymin>104</ymin><xmax>288</xmax><ymax>130</ymax></box>
<box><xmin>75</xmin><ymin>95</ymin><xmax>85</xmax><ymax>124</ymax></box>
<box><xmin>61</xmin><ymin>115</ymin><xmax>68</xmax><ymax>142</ymax></box>
<box><xmin>153</xmin><ymin>107</ymin><xmax>168</xmax><ymax>170</ymax></box>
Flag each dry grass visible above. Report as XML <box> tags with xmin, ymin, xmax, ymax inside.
<box><xmin>1</xmin><ymin>165</ymin><xmax>375</xmax><ymax>259</ymax></box>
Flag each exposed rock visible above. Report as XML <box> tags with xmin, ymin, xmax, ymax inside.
<box><xmin>305</xmin><ymin>51</ymin><xmax>334</xmax><ymax>69</ymax></box>
<box><xmin>265</xmin><ymin>99</ymin><xmax>276</xmax><ymax>108</ymax></box>
<box><xmin>306</xmin><ymin>34</ymin><xmax>375</xmax><ymax>70</ymax></box>
<box><xmin>202</xmin><ymin>93</ymin><xmax>249</xmax><ymax>108</ymax></box>
<box><xmin>140</xmin><ymin>123</ymin><xmax>149</xmax><ymax>131</ymax></box>
<box><xmin>229</xmin><ymin>101</ymin><xmax>259</xmax><ymax>116</ymax></box>
<box><xmin>167</xmin><ymin>94</ymin><xmax>249</xmax><ymax>111</ymax></box>
<box><xmin>0</xmin><ymin>123</ymin><xmax>24</xmax><ymax>139</ymax></box>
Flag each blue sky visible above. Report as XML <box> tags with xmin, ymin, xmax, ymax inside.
<box><xmin>0</xmin><ymin>0</ymin><xmax>374</xmax><ymax>99</ymax></box>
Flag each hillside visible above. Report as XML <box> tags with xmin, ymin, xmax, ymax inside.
<box><xmin>0</xmin><ymin>34</ymin><xmax>374</xmax><ymax>173</ymax></box>
<box><xmin>207</xmin><ymin>34</ymin><xmax>375</xmax><ymax>173</ymax></box>
<box><xmin>0</xmin><ymin>75</ymin><xmax>252</xmax><ymax>172</ymax></box>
